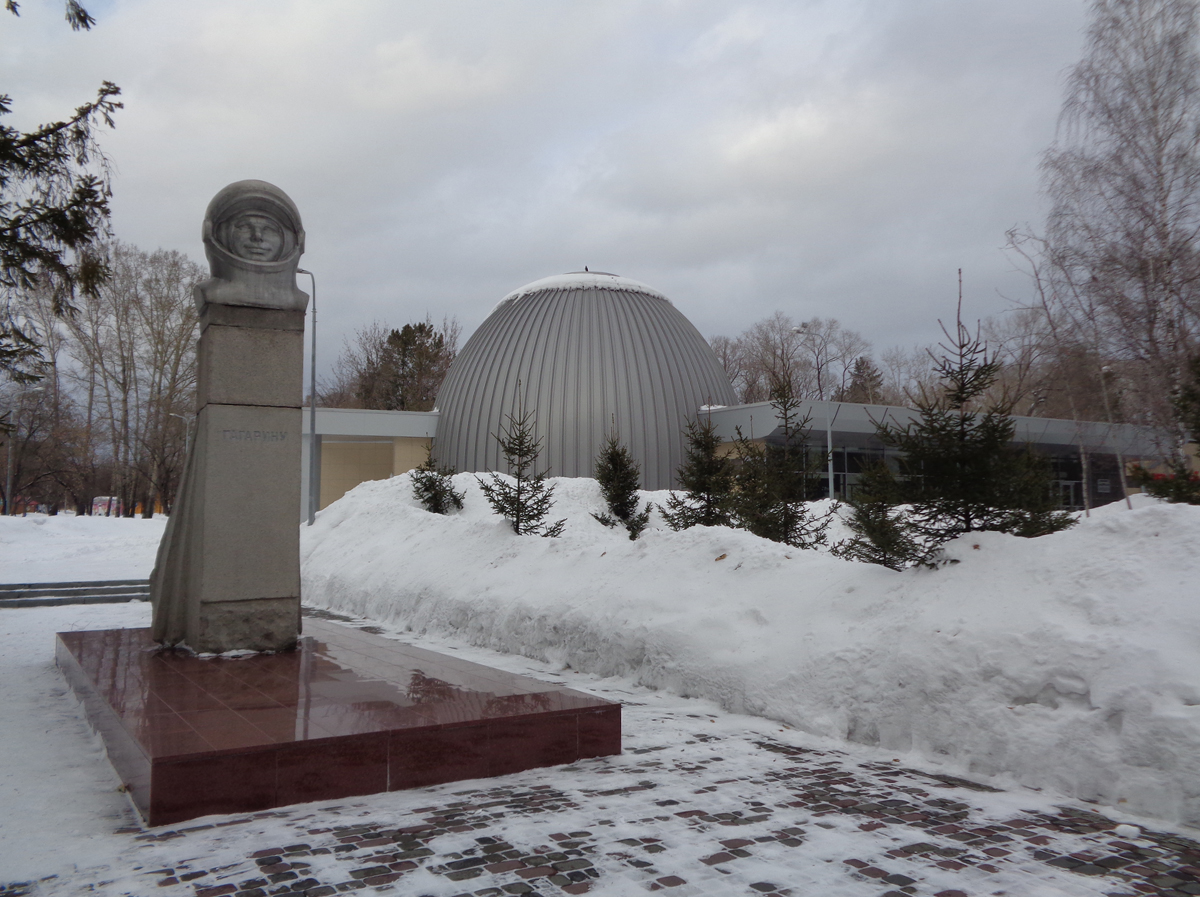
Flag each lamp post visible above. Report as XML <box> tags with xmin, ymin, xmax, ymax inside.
<box><xmin>168</xmin><ymin>412</ymin><xmax>194</xmax><ymax>451</ymax></box>
<box><xmin>4</xmin><ymin>385</ymin><xmax>45</xmax><ymax>516</ymax></box>
<box><xmin>297</xmin><ymin>268</ymin><xmax>318</xmax><ymax>525</ymax></box>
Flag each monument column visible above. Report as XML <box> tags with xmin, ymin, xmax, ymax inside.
<box><xmin>151</xmin><ymin>180</ymin><xmax>309</xmax><ymax>653</ymax></box>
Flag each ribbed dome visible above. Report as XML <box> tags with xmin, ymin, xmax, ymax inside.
<box><xmin>433</xmin><ymin>272</ymin><xmax>737</xmax><ymax>489</ymax></box>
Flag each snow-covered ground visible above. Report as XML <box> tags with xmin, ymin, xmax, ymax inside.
<box><xmin>0</xmin><ymin>513</ymin><xmax>165</xmax><ymax>582</ymax></box>
<box><xmin>2</xmin><ymin>495</ymin><xmax>1200</xmax><ymax>892</ymax></box>
<box><xmin>301</xmin><ymin>474</ymin><xmax>1200</xmax><ymax>829</ymax></box>
<box><xmin>0</xmin><ymin>602</ymin><xmax>152</xmax><ymax>883</ymax></box>
<box><xmin>1</xmin><ymin>481</ymin><xmax>1197</xmax><ymax>844</ymax></box>
<box><xmin>0</xmin><ymin>602</ymin><xmax>1184</xmax><ymax>896</ymax></box>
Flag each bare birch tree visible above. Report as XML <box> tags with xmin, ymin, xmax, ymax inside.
<box><xmin>65</xmin><ymin>243</ymin><xmax>199</xmax><ymax>514</ymax></box>
<box><xmin>710</xmin><ymin>313</ymin><xmax>870</xmax><ymax>403</ymax></box>
<box><xmin>1036</xmin><ymin>0</ymin><xmax>1200</xmax><ymax>457</ymax></box>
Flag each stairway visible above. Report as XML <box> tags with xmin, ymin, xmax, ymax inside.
<box><xmin>0</xmin><ymin>579</ymin><xmax>151</xmax><ymax>608</ymax></box>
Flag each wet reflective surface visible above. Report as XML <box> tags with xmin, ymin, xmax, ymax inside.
<box><xmin>57</xmin><ymin>619</ymin><xmax>621</xmax><ymax>826</ymax></box>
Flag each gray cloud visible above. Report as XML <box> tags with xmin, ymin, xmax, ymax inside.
<box><xmin>1</xmin><ymin>0</ymin><xmax>1087</xmax><ymax>374</ymax></box>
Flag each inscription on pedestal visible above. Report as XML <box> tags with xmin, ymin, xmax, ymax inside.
<box><xmin>223</xmin><ymin>429</ymin><xmax>289</xmax><ymax>442</ymax></box>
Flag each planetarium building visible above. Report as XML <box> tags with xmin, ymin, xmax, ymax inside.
<box><xmin>299</xmin><ymin>272</ymin><xmax>1155</xmax><ymax>516</ymax></box>
<box><xmin>432</xmin><ymin>272</ymin><xmax>736</xmax><ymax>490</ymax></box>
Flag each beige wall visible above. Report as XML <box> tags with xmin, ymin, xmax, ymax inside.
<box><xmin>318</xmin><ymin>441</ymin><xmax>393</xmax><ymax>509</ymax></box>
<box><xmin>393</xmin><ymin>437</ymin><xmax>431</xmax><ymax>476</ymax></box>
<box><xmin>317</xmin><ymin>437</ymin><xmax>432</xmax><ymax>510</ymax></box>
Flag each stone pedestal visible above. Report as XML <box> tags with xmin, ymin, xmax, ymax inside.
<box><xmin>150</xmin><ymin>306</ymin><xmax>306</xmax><ymax>653</ymax></box>
<box><xmin>57</xmin><ymin>621</ymin><xmax>622</xmax><ymax>826</ymax></box>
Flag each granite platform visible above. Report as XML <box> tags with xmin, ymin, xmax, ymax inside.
<box><xmin>56</xmin><ymin>619</ymin><xmax>621</xmax><ymax>826</ymax></box>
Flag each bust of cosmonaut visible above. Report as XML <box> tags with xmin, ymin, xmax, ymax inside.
<box><xmin>194</xmin><ymin>180</ymin><xmax>308</xmax><ymax>313</ymax></box>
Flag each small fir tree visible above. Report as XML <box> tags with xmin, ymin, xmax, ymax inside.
<box><xmin>660</xmin><ymin>416</ymin><xmax>735</xmax><ymax>530</ymax></box>
<box><xmin>411</xmin><ymin>444</ymin><xmax>464</xmax><ymax>514</ymax></box>
<box><xmin>879</xmin><ymin>299</ymin><xmax>1074</xmax><ymax>545</ymax></box>
<box><xmin>476</xmin><ymin>397</ymin><xmax>565</xmax><ymax>537</ymax></box>
<box><xmin>730</xmin><ymin>377</ymin><xmax>833</xmax><ymax>548</ymax></box>
<box><xmin>729</xmin><ymin>429</ymin><xmax>778</xmax><ymax>537</ymax></box>
<box><xmin>989</xmin><ymin>447</ymin><xmax>1082</xmax><ymax>536</ymax></box>
<box><xmin>838</xmin><ymin>355</ymin><xmax>886</xmax><ymax>404</ymax></box>
<box><xmin>833</xmin><ymin>461</ymin><xmax>928</xmax><ymax>569</ymax></box>
<box><xmin>592</xmin><ymin>431</ymin><xmax>650</xmax><ymax>539</ymax></box>
<box><xmin>763</xmin><ymin>375</ymin><xmax>829</xmax><ymax>503</ymax></box>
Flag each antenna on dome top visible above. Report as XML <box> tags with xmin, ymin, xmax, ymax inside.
<box><xmin>584</xmin><ymin>266</ymin><xmax>589</xmax><ymax>272</ymax></box>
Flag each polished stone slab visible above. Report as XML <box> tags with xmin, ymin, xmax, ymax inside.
<box><xmin>56</xmin><ymin>619</ymin><xmax>621</xmax><ymax>826</ymax></box>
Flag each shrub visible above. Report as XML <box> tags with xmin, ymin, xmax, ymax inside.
<box><xmin>411</xmin><ymin>446</ymin><xmax>464</xmax><ymax>514</ymax></box>
<box><xmin>593</xmin><ymin>432</ymin><xmax>650</xmax><ymax>539</ymax></box>
<box><xmin>660</xmin><ymin>416</ymin><xmax>734</xmax><ymax>530</ymax></box>
<box><xmin>476</xmin><ymin>397</ymin><xmax>565</xmax><ymax>537</ymax></box>
<box><xmin>730</xmin><ymin>377</ymin><xmax>833</xmax><ymax>549</ymax></box>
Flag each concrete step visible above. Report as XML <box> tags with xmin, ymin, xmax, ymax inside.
<box><xmin>0</xmin><ymin>578</ymin><xmax>149</xmax><ymax>593</ymax></box>
<box><xmin>0</xmin><ymin>579</ymin><xmax>151</xmax><ymax>608</ymax></box>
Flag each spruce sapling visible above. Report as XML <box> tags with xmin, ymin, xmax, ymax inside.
<box><xmin>592</xmin><ymin>432</ymin><xmax>650</xmax><ymax>539</ymax></box>
<box><xmin>878</xmin><ymin>287</ymin><xmax>1074</xmax><ymax>544</ymax></box>
<box><xmin>730</xmin><ymin>377</ymin><xmax>834</xmax><ymax>548</ymax></box>
<box><xmin>660</xmin><ymin>416</ymin><xmax>734</xmax><ymax>530</ymax></box>
<box><xmin>411</xmin><ymin>444</ymin><xmax>465</xmax><ymax>514</ymax></box>
<box><xmin>833</xmin><ymin>461</ymin><xmax>928</xmax><ymax>569</ymax></box>
<box><xmin>476</xmin><ymin>396</ymin><xmax>566</xmax><ymax>537</ymax></box>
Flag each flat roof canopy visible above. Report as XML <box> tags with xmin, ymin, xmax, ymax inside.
<box><xmin>302</xmin><ymin>401</ymin><xmax>1159</xmax><ymax>458</ymax></box>
<box><xmin>703</xmin><ymin>400</ymin><xmax>1159</xmax><ymax>457</ymax></box>
<box><xmin>303</xmin><ymin>407</ymin><xmax>438</xmax><ymax>439</ymax></box>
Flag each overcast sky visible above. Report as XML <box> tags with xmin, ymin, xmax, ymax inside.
<box><xmin>3</xmin><ymin>0</ymin><xmax>1089</xmax><ymax>377</ymax></box>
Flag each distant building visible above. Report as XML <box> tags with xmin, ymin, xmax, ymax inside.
<box><xmin>434</xmin><ymin>272</ymin><xmax>736</xmax><ymax>490</ymax></box>
<box><xmin>702</xmin><ymin>400</ymin><xmax>1152</xmax><ymax>510</ymax></box>
<box><xmin>301</xmin><ymin>273</ymin><xmax>1156</xmax><ymax>516</ymax></box>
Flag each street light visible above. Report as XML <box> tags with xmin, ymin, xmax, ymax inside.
<box><xmin>168</xmin><ymin>412</ymin><xmax>194</xmax><ymax>451</ymax></box>
<box><xmin>297</xmin><ymin>268</ymin><xmax>318</xmax><ymax>526</ymax></box>
<box><xmin>4</xmin><ymin>385</ymin><xmax>45</xmax><ymax>516</ymax></box>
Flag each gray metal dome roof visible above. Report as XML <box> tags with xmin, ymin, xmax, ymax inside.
<box><xmin>433</xmin><ymin>272</ymin><xmax>737</xmax><ymax>489</ymax></box>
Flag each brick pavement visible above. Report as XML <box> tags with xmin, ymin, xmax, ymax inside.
<box><xmin>4</xmin><ymin>615</ymin><xmax>1200</xmax><ymax>897</ymax></box>
<box><xmin>6</xmin><ymin>709</ymin><xmax>1199</xmax><ymax>897</ymax></box>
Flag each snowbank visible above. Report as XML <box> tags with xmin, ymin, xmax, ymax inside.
<box><xmin>0</xmin><ymin>513</ymin><xmax>166</xmax><ymax>582</ymax></box>
<box><xmin>301</xmin><ymin>475</ymin><xmax>1200</xmax><ymax>827</ymax></box>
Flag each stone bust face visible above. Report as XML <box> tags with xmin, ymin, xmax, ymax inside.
<box><xmin>226</xmin><ymin>212</ymin><xmax>285</xmax><ymax>262</ymax></box>
<box><xmin>197</xmin><ymin>179</ymin><xmax>308</xmax><ymax>313</ymax></box>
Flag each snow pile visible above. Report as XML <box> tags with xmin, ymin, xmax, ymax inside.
<box><xmin>0</xmin><ymin>513</ymin><xmax>166</xmax><ymax>582</ymax></box>
<box><xmin>302</xmin><ymin>474</ymin><xmax>1200</xmax><ymax>827</ymax></box>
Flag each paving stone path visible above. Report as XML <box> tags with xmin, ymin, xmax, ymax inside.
<box><xmin>9</xmin><ymin>711</ymin><xmax>1200</xmax><ymax>897</ymax></box>
<box><xmin>4</xmin><ymin>618</ymin><xmax>1199</xmax><ymax>897</ymax></box>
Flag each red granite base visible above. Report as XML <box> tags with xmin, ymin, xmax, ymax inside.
<box><xmin>56</xmin><ymin>619</ymin><xmax>621</xmax><ymax>826</ymax></box>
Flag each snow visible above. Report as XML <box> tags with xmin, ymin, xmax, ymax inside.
<box><xmin>302</xmin><ymin>474</ymin><xmax>1200</xmax><ymax>828</ymax></box>
<box><xmin>0</xmin><ymin>602</ymin><xmax>152</xmax><ymax>881</ymax></box>
<box><xmin>0</xmin><ymin>602</ymin><xmax>1177</xmax><ymax>896</ymax></box>
<box><xmin>4</xmin><ymin>482</ymin><xmax>1200</xmax><ymax>889</ymax></box>
<box><xmin>0</xmin><ymin>513</ymin><xmax>166</xmax><ymax>582</ymax></box>
<box><xmin>492</xmin><ymin>271</ymin><xmax>671</xmax><ymax>312</ymax></box>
